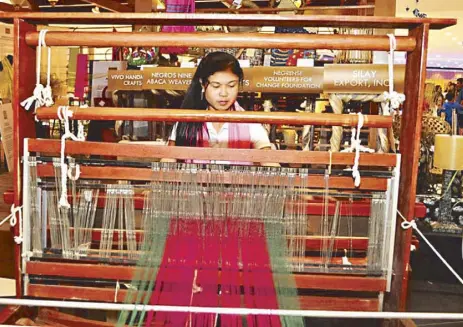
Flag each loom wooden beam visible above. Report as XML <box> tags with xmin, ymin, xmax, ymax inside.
<box><xmin>386</xmin><ymin>24</ymin><xmax>430</xmax><ymax>314</ymax></box>
<box><xmin>28</xmin><ymin>139</ymin><xmax>398</xmax><ymax>167</ymax></box>
<box><xmin>79</xmin><ymin>0</ymin><xmax>134</xmax><ymax>12</ymax></box>
<box><xmin>3</xmin><ymin>187</ymin><xmax>428</xmax><ymax>217</ymax></box>
<box><xmin>13</xmin><ymin>18</ymin><xmax>37</xmax><ymax>298</ymax></box>
<box><xmin>0</xmin><ymin>13</ymin><xmax>456</xmax><ymax>29</ymax></box>
<box><xmin>35</xmin><ymin>164</ymin><xmax>389</xmax><ymax>191</ymax></box>
<box><xmin>25</xmin><ymin>262</ymin><xmax>387</xmax><ymax>292</ymax></box>
<box><xmin>0</xmin><ymin>306</ymin><xmax>24</xmax><ymax>324</ymax></box>
<box><xmin>26</xmin><ymin>284</ymin><xmax>380</xmax><ymax>311</ymax></box>
<box><xmin>0</xmin><ymin>3</ymin><xmax>31</xmax><ymax>12</ymax></box>
<box><xmin>197</xmin><ymin>5</ymin><xmax>375</xmax><ymax>13</ymax></box>
<box><xmin>36</xmin><ymin>107</ymin><xmax>393</xmax><ymax>128</ymax></box>
<box><xmin>25</xmin><ymin>31</ymin><xmax>416</xmax><ymax>51</ymax></box>
<box><xmin>38</xmin><ymin>309</ymin><xmax>115</xmax><ymax>327</ymax></box>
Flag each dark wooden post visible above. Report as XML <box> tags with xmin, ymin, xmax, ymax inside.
<box><xmin>385</xmin><ymin>23</ymin><xmax>430</xmax><ymax>313</ymax></box>
<box><xmin>13</xmin><ymin>18</ymin><xmax>37</xmax><ymax>297</ymax></box>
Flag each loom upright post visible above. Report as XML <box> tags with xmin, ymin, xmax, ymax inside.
<box><xmin>13</xmin><ymin>18</ymin><xmax>37</xmax><ymax>298</ymax></box>
<box><xmin>386</xmin><ymin>23</ymin><xmax>430</xmax><ymax>315</ymax></box>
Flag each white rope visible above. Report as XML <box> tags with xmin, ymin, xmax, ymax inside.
<box><xmin>20</xmin><ymin>30</ymin><xmax>49</xmax><ymax>116</ymax></box>
<box><xmin>328</xmin><ymin>150</ymin><xmax>332</xmax><ymax>175</ymax></box>
<box><xmin>114</xmin><ymin>280</ymin><xmax>120</xmax><ymax>303</ymax></box>
<box><xmin>352</xmin><ymin>112</ymin><xmax>363</xmax><ymax>187</ymax></box>
<box><xmin>1</xmin><ymin>298</ymin><xmax>463</xmax><ymax>320</ymax></box>
<box><xmin>382</xmin><ymin>34</ymin><xmax>406</xmax><ymax>115</ymax></box>
<box><xmin>387</xmin><ymin>33</ymin><xmax>396</xmax><ymax>96</ymax></box>
<box><xmin>0</xmin><ymin>205</ymin><xmax>23</xmax><ymax>244</ymax></box>
<box><xmin>329</xmin><ymin>94</ymin><xmax>391</xmax><ymax>153</ymax></box>
<box><xmin>399</xmin><ymin>211</ymin><xmax>463</xmax><ymax>285</ymax></box>
<box><xmin>57</xmin><ymin>106</ymin><xmax>85</xmax><ymax>208</ymax></box>
<box><xmin>41</xmin><ymin>30</ymin><xmax>54</xmax><ymax>108</ymax></box>
<box><xmin>342</xmin><ymin>249</ymin><xmax>352</xmax><ymax>270</ymax></box>
<box><xmin>340</xmin><ymin>113</ymin><xmax>374</xmax><ymax>187</ymax></box>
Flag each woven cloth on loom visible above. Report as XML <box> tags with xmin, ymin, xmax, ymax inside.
<box><xmin>117</xmin><ymin>165</ymin><xmax>304</xmax><ymax>327</ymax></box>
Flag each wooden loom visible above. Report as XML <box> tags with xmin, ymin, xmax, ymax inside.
<box><xmin>0</xmin><ymin>12</ymin><xmax>457</xmax><ymax>326</ymax></box>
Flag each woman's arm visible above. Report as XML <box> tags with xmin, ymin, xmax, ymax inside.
<box><xmin>251</xmin><ymin>124</ymin><xmax>280</xmax><ymax>167</ymax></box>
<box><xmin>160</xmin><ymin>126</ymin><xmax>178</xmax><ymax>162</ymax></box>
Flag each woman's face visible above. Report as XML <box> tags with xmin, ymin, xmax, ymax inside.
<box><xmin>204</xmin><ymin>70</ymin><xmax>239</xmax><ymax>111</ymax></box>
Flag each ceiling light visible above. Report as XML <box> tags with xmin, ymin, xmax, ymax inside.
<box><xmin>452</xmin><ymin>37</ymin><xmax>457</xmax><ymax>41</ymax></box>
<box><xmin>445</xmin><ymin>32</ymin><xmax>452</xmax><ymax>36</ymax></box>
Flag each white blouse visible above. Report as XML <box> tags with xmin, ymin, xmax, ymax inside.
<box><xmin>169</xmin><ymin>122</ymin><xmax>271</xmax><ymax>149</ymax></box>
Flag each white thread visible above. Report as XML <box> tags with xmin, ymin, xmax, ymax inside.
<box><xmin>114</xmin><ymin>280</ymin><xmax>120</xmax><ymax>303</ymax></box>
<box><xmin>67</xmin><ymin>162</ymin><xmax>81</xmax><ymax>181</ymax></box>
<box><xmin>2</xmin><ymin>298</ymin><xmax>463</xmax><ymax>320</ymax></box>
<box><xmin>340</xmin><ymin>113</ymin><xmax>374</xmax><ymax>186</ymax></box>
<box><xmin>387</xmin><ymin>34</ymin><xmax>396</xmax><ymax>95</ymax></box>
<box><xmin>340</xmin><ymin>113</ymin><xmax>374</xmax><ymax>187</ymax></box>
<box><xmin>57</xmin><ymin>106</ymin><xmax>85</xmax><ymax>208</ymax></box>
<box><xmin>0</xmin><ymin>205</ymin><xmax>24</xmax><ymax>244</ymax></box>
<box><xmin>399</xmin><ymin>211</ymin><xmax>463</xmax><ymax>285</ymax></box>
<box><xmin>352</xmin><ymin>112</ymin><xmax>363</xmax><ymax>187</ymax></box>
<box><xmin>342</xmin><ymin>249</ymin><xmax>352</xmax><ymax>270</ymax></box>
<box><xmin>41</xmin><ymin>30</ymin><xmax>54</xmax><ymax>108</ymax></box>
<box><xmin>328</xmin><ymin>150</ymin><xmax>332</xmax><ymax>175</ymax></box>
<box><xmin>84</xmin><ymin>190</ymin><xmax>92</xmax><ymax>202</ymax></box>
<box><xmin>382</xmin><ymin>34</ymin><xmax>405</xmax><ymax>115</ymax></box>
<box><xmin>0</xmin><ymin>205</ymin><xmax>22</xmax><ymax>227</ymax></box>
<box><xmin>21</xmin><ymin>30</ymin><xmax>46</xmax><ymax>113</ymax></box>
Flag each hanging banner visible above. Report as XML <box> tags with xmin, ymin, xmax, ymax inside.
<box><xmin>108</xmin><ymin>65</ymin><xmax>404</xmax><ymax>94</ymax></box>
<box><xmin>324</xmin><ymin>64</ymin><xmax>405</xmax><ymax>94</ymax></box>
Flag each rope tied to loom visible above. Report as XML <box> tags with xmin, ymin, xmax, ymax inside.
<box><xmin>57</xmin><ymin>106</ymin><xmax>85</xmax><ymax>208</ymax></box>
<box><xmin>41</xmin><ymin>30</ymin><xmax>54</xmax><ymax>108</ymax></box>
<box><xmin>341</xmin><ymin>112</ymin><xmax>374</xmax><ymax>187</ymax></box>
<box><xmin>21</xmin><ymin>30</ymin><xmax>47</xmax><ymax>115</ymax></box>
<box><xmin>398</xmin><ymin>211</ymin><xmax>463</xmax><ymax>285</ymax></box>
<box><xmin>382</xmin><ymin>34</ymin><xmax>405</xmax><ymax>116</ymax></box>
<box><xmin>0</xmin><ymin>205</ymin><xmax>24</xmax><ymax>244</ymax></box>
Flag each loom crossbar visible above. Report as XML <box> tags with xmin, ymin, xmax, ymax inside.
<box><xmin>0</xmin><ymin>13</ymin><xmax>456</xmax><ymax>29</ymax></box>
<box><xmin>35</xmin><ymin>164</ymin><xmax>389</xmax><ymax>190</ymax></box>
<box><xmin>25</xmin><ymin>32</ymin><xmax>416</xmax><ymax>51</ymax></box>
<box><xmin>36</xmin><ymin>107</ymin><xmax>393</xmax><ymax>128</ymax></box>
<box><xmin>25</xmin><ymin>262</ymin><xmax>387</xmax><ymax>292</ymax></box>
<box><xmin>27</xmin><ymin>139</ymin><xmax>398</xmax><ymax>166</ymax></box>
<box><xmin>26</xmin><ymin>284</ymin><xmax>380</xmax><ymax>311</ymax></box>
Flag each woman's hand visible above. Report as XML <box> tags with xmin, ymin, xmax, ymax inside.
<box><xmin>259</xmin><ymin>146</ymin><xmax>280</xmax><ymax>167</ymax></box>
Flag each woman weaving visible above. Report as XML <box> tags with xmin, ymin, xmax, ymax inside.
<box><xmin>131</xmin><ymin>51</ymin><xmax>295</xmax><ymax>327</ymax></box>
<box><xmin>168</xmin><ymin>51</ymin><xmax>272</xmax><ymax>153</ymax></box>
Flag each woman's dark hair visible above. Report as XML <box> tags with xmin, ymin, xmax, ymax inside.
<box><xmin>175</xmin><ymin>51</ymin><xmax>244</xmax><ymax>146</ymax></box>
